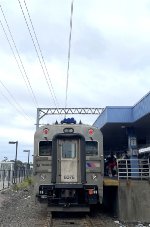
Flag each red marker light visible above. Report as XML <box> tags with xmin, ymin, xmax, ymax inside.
<box><xmin>43</xmin><ymin>128</ymin><xmax>49</xmax><ymax>134</ymax></box>
<box><xmin>88</xmin><ymin>128</ymin><xmax>94</xmax><ymax>135</ymax></box>
<box><xmin>88</xmin><ymin>189</ymin><xmax>94</xmax><ymax>195</ymax></box>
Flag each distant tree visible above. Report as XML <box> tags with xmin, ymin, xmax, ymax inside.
<box><xmin>16</xmin><ymin>160</ymin><xmax>24</xmax><ymax>169</ymax></box>
<box><xmin>2</xmin><ymin>157</ymin><xmax>8</xmax><ymax>162</ymax></box>
<box><xmin>10</xmin><ymin>160</ymin><xmax>24</xmax><ymax>169</ymax></box>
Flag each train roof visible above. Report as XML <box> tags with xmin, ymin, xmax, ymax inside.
<box><xmin>34</xmin><ymin>122</ymin><xmax>102</xmax><ymax>141</ymax></box>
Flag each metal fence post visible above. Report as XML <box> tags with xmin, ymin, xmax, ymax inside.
<box><xmin>3</xmin><ymin>170</ymin><xmax>5</xmax><ymax>189</ymax></box>
<box><xmin>8</xmin><ymin>170</ymin><xmax>10</xmax><ymax>187</ymax></box>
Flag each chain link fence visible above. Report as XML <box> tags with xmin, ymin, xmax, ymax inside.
<box><xmin>0</xmin><ymin>168</ymin><xmax>32</xmax><ymax>190</ymax></box>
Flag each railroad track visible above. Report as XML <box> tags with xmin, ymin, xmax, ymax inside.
<box><xmin>45</xmin><ymin>212</ymin><xmax>103</xmax><ymax>227</ymax></box>
<box><xmin>34</xmin><ymin>208</ymin><xmax>119</xmax><ymax>227</ymax></box>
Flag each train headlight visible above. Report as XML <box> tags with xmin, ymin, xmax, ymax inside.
<box><xmin>40</xmin><ymin>174</ymin><xmax>46</xmax><ymax>181</ymax></box>
<box><xmin>63</xmin><ymin>128</ymin><xmax>74</xmax><ymax>133</ymax></box>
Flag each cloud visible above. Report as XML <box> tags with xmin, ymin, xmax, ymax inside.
<box><xmin>0</xmin><ymin>126</ymin><xmax>34</xmax><ymax>144</ymax></box>
<box><xmin>0</xmin><ymin>0</ymin><xmax>150</xmax><ymax>161</ymax></box>
<box><xmin>71</xmin><ymin>25</ymin><xmax>108</xmax><ymax>60</ymax></box>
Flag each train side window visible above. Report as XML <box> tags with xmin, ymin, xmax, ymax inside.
<box><xmin>62</xmin><ymin>141</ymin><xmax>76</xmax><ymax>159</ymax></box>
<box><xmin>86</xmin><ymin>141</ymin><xmax>98</xmax><ymax>156</ymax></box>
<box><xmin>39</xmin><ymin>141</ymin><xmax>52</xmax><ymax>156</ymax></box>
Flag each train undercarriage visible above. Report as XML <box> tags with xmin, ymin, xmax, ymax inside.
<box><xmin>37</xmin><ymin>184</ymin><xmax>99</xmax><ymax>212</ymax></box>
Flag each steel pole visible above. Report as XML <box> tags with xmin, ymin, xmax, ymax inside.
<box><xmin>15</xmin><ymin>141</ymin><xmax>18</xmax><ymax>183</ymax></box>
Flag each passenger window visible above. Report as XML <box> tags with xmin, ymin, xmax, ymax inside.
<box><xmin>86</xmin><ymin>141</ymin><xmax>98</xmax><ymax>156</ymax></box>
<box><xmin>62</xmin><ymin>141</ymin><xmax>76</xmax><ymax>159</ymax></box>
<box><xmin>39</xmin><ymin>141</ymin><xmax>52</xmax><ymax>156</ymax></box>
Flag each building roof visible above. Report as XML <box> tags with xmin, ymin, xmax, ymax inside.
<box><xmin>93</xmin><ymin>92</ymin><xmax>150</xmax><ymax>152</ymax></box>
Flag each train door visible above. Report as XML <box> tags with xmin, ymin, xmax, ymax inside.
<box><xmin>57</xmin><ymin>139</ymin><xmax>78</xmax><ymax>183</ymax></box>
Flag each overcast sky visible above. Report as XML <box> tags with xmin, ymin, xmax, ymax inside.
<box><xmin>0</xmin><ymin>0</ymin><xmax>150</xmax><ymax>162</ymax></box>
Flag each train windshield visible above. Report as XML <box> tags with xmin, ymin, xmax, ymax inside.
<box><xmin>39</xmin><ymin>141</ymin><xmax>52</xmax><ymax>156</ymax></box>
<box><xmin>86</xmin><ymin>141</ymin><xmax>98</xmax><ymax>156</ymax></box>
<box><xmin>62</xmin><ymin>141</ymin><xmax>76</xmax><ymax>159</ymax></box>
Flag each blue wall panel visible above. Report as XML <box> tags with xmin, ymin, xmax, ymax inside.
<box><xmin>93</xmin><ymin>108</ymin><xmax>108</xmax><ymax>128</ymax></box>
<box><xmin>107</xmin><ymin>107</ymin><xmax>133</xmax><ymax>122</ymax></box>
<box><xmin>133</xmin><ymin>92</ymin><xmax>150</xmax><ymax>121</ymax></box>
<box><xmin>94</xmin><ymin>92</ymin><xmax>150</xmax><ymax>129</ymax></box>
<box><xmin>94</xmin><ymin>107</ymin><xmax>133</xmax><ymax>128</ymax></box>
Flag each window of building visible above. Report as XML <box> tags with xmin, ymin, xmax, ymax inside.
<box><xmin>62</xmin><ymin>141</ymin><xmax>76</xmax><ymax>159</ymax></box>
<box><xmin>86</xmin><ymin>141</ymin><xmax>98</xmax><ymax>156</ymax></box>
<box><xmin>39</xmin><ymin>141</ymin><xmax>52</xmax><ymax>156</ymax></box>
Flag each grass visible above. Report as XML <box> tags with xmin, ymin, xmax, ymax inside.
<box><xmin>13</xmin><ymin>177</ymin><xmax>33</xmax><ymax>191</ymax></box>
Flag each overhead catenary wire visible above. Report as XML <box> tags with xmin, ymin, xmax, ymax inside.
<box><xmin>0</xmin><ymin>19</ymin><xmax>36</xmax><ymax>121</ymax></box>
<box><xmin>23</xmin><ymin>0</ymin><xmax>59</xmax><ymax>108</ymax></box>
<box><xmin>65</xmin><ymin>0</ymin><xmax>74</xmax><ymax>114</ymax></box>
<box><xmin>0</xmin><ymin>19</ymin><xmax>26</xmax><ymax>82</ymax></box>
<box><xmin>0</xmin><ymin>5</ymin><xmax>39</xmax><ymax>109</ymax></box>
<box><xmin>17</xmin><ymin>0</ymin><xmax>58</xmax><ymax>108</ymax></box>
<box><xmin>0</xmin><ymin>19</ymin><xmax>38</xmax><ymax>109</ymax></box>
<box><xmin>0</xmin><ymin>91</ymin><xmax>33</xmax><ymax>123</ymax></box>
<box><xmin>0</xmin><ymin>80</ymin><xmax>33</xmax><ymax>122</ymax></box>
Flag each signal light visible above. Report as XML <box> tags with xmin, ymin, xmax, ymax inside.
<box><xmin>88</xmin><ymin>189</ymin><xmax>94</xmax><ymax>195</ymax></box>
<box><xmin>88</xmin><ymin>128</ymin><xmax>94</xmax><ymax>135</ymax></box>
<box><xmin>43</xmin><ymin>128</ymin><xmax>49</xmax><ymax>134</ymax></box>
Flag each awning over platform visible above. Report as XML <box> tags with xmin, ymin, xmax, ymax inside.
<box><xmin>94</xmin><ymin>92</ymin><xmax>150</xmax><ymax>152</ymax></box>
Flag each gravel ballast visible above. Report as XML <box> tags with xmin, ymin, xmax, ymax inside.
<box><xmin>0</xmin><ymin>186</ymin><xmax>149</xmax><ymax>227</ymax></box>
<box><xmin>0</xmin><ymin>186</ymin><xmax>47</xmax><ymax>227</ymax></box>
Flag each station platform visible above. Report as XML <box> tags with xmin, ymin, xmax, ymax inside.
<box><xmin>103</xmin><ymin>177</ymin><xmax>119</xmax><ymax>186</ymax></box>
<box><xmin>103</xmin><ymin>178</ymin><xmax>150</xmax><ymax>223</ymax></box>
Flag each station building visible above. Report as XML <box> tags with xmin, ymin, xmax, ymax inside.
<box><xmin>93</xmin><ymin>92</ymin><xmax>150</xmax><ymax>223</ymax></box>
<box><xmin>94</xmin><ymin>91</ymin><xmax>150</xmax><ymax>156</ymax></box>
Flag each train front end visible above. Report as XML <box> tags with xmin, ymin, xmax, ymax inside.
<box><xmin>33</xmin><ymin>119</ymin><xmax>103</xmax><ymax>212</ymax></box>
